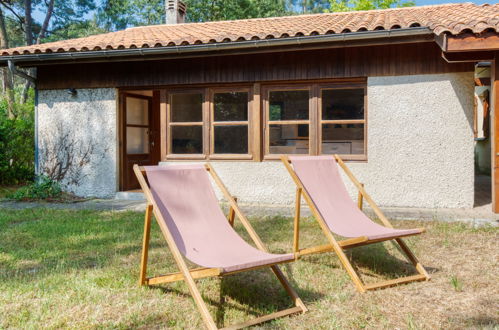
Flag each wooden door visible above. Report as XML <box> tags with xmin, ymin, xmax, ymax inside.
<box><xmin>121</xmin><ymin>93</ymin><xmax>159</xmax><ymax>190</ymax></box>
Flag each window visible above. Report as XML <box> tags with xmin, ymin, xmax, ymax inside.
<box><xmin>265</xmin><ymin>88</ymin><xmax>311</xmax><ymax>155</ymax></box>
<box><xmin>169</xmin><ymin>91</ymin><xmax>205</xmax><ymax>156</ymax></box>
<box><xmin>320</xmin><ymin>87</ymin><xmax>366</xmax><ymax>158</ymax></box>
<box><xmin>212</xmin><ymin>90</ymin><xmax>250</xmax><ymax>155</ymax></box>
<box><xmin>163</xmin><ymin>80</ymin><xmax>366</xmax><ymax>162</ymax></box>
<box><xmin>264</xmin><ymin>82</ymin><xmax>366</xmax><ymax>160</ymax></box>
<box><xmin>167</xmin><ymin>88</ymin><xmax>251</xmax><ymax>159</ymax></box>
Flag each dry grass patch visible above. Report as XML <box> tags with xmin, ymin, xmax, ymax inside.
<box><xmin>0</xmin><ymin>209</ymin><xmax>497</xmax><ymax>329</ymax></box>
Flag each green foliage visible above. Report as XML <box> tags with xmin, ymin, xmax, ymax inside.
<box><xmin>0</xmin><ymin>89</ymin><xmax>35</xmax><ymax>185</ymax></box>
<box><xmin>97</xmin><ymin>0</ymin><xmax>165</xmax><ymax>30</ymax></box>
<box><xmin>7</xmin><ymin>175</ymin><xmax>62</xmax><ymax>201</ymax></box>
<box><xmin>327</xmin><ymin>0</ymin><xmax>414</xmax><ymax>12</ymax></box>
<box><xmin>184</xmin><ymin>0</ymin><xmax>291</xmax><ymax>22</ymax></box>
<box><xmin>0</xmin><ymin>0</ymin><xmax>97</xmax><ymax>45</ymax></box>
<box><xmin>293</xmin><ymin>0</ymin><xmax>330</xmax><ymax>13</ymax></box>
<box><xmin>43</xmin><ymin>19</ymin><xmax>107</xmax><ymax>42</ymax></box>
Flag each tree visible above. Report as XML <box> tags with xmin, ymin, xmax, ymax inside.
<box><xmin>183</xmin><ymin>0</ymin><xmax>292</xmax><ymax>23</ymax></box>
<box><xmin>293</xmin><ymin>0</ymin><xmax>329</xmax><ymax>14</ymax></box>
<box><xmin>328</xmin><ymin>0</ymin><xmax>414</xmax><ymax>12</ymax></box>
<box><xmin>97</xmin><ymin>0</ymin><xmax>164</xmax><ymax>31</ymax></box>
<box><xmin>0</xmin><ymin>7</ymin><xmax>14</xmax><ymax>117</ymax></box>
<box><xmin>0</xmin><ymin>0</ymin><xmax>96</xmax><ymax>103</ymax></box>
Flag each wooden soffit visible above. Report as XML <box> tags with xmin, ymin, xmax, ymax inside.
<box><xmin>437</xmin><ymin>31</ymin><xmax>499</xmax><ymax>53</ymax></box>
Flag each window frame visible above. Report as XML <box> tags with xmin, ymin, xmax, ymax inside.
<box><xmin>209</xmin><ymin>87</ymin><xmax>253</xmax><ymax>160</ymax></box>
<box><xmin>262</xmin><ymin>81</ymin><xmax>367</xmax><ymax>161</ymax></box>
<box><xmin>318</xmin><ymin>83</ymin><xmax>367</xmax><ymax>161</ymax></box>
<box><xmin>262</xmin><ymin>85</ymin><xmax>316</xmax><ymax>160</ymax></box>
<box><xmin>166</xmin><ymin>86</ymin><xmax>253</xmax><ymax>160</ymax></box>
<box><xmin>162</xmin><ymin>79</ymin><xmax>367</xmax><ymax>162</ymax></box>
<box><xmin>166</xmin><ymin>88</ymin><xmax>207</xmax><ymax>160</ymax></box>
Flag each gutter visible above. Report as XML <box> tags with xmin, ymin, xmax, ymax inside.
<box><xmin>0</xmin><ymin>27</ymin><xmax>432</xmax><ymax>64</ymax></box>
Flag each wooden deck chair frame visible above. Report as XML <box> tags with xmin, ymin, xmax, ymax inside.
<box><xmin>133</xmin><ymin>164</ymin><xmax>307</xmax><ymax>330</ymax></box>
<box><xmin>281</xmin><ymin>155</ymin><xmax>430</xmax><ymax>293</ymax></box>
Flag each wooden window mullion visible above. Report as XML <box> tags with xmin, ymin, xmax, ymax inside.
<box><xmin>311</xmin><ymin>84</ymin><xmax>319</xmax><ymax>155</ymax></box>
<box><xmin>203</xmin><ymin>88</ymin><xmax>211</xmax><ymax>157</ymax></box>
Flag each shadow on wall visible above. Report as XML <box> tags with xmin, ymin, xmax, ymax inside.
<box><xmin>39</xmin><ymin>121</ymin><xmax>108</xmax><ymax>187</ymax></box>
<box><xmin>449</xmin><ymin>73</ymin><xmax>475</xmax><ymax>132</ymax></box>
<box><xmin>41</xmin><ymin>88</ymin><xmax>116</xmax><ymax>109</ymax></box>
<box><xmin>38</xmin><ymin>88</ymin><xmax>117</xmax><ymax>197</ymax></box>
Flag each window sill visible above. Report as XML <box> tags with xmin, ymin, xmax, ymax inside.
<box><xmin>263</xmin><ymin>154</ymin><xmax>368</xmax><ymax>162</ymax></box>
<box><xmin>164</xmin><ymin>154</ymin><xmax>254</xmax><ymax>161</ymax></box>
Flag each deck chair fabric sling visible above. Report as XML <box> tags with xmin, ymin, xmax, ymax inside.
<box><xmin>281</xmin><ymin>155</ymin><xmax>430</xmax><ymax>293</ymax></box>
<box><xmin>133</xmin><ymin>163</ymin><xmax>307</xmax><ymax>330</ymax></box>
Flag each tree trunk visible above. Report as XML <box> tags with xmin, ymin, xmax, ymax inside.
<box><xmin>20</xmin><ymin>0</ymin><xmax>33</xmax><ymax>104</ymax></box>
<box><xmin>24</xmin><ymin>0</ymin><xmax>33</xmax><ymax>46</ymax></box>
<box><xmin>36</xmin><ymin>0</ymin><xmax>54</xmax><ymax>44</ymax></box>
<box><xmin>0</xmin><ymin>7</ymin><xmax>14</xmax><ymax>118</ymax></box>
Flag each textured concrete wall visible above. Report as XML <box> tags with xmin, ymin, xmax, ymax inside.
<box><xmin>37</xmin><ymin>73</ymin><xmax>474</xmax><ymax>208</ymax></box>
<box><xmin>37</xmin><ymin>88</ymin><xmax>117</xmax><ymax>197</ymax></box>
<box><xmin>162</xmin><ymin>72</ymin><xmax>475</xmax><ymax>208</ymax></box>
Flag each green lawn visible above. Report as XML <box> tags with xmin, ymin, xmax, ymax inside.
<box><xmin>0</xmin><ymin>186</ymin><xmax>19</xmax><ymax>199</ymax></box>
<box><xmin>0</xmin><ymin>208</ymin><xmax>497</xmax><ymax>329</ymax></box>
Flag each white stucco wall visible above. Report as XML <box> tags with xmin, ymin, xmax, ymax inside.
<box><xmin>37</xmin><ymin>88</ymin><xmax>117</xmax><ymax>198</ymax></box>
<box><xmin>162</xmin><ymin>72</ymin><xmax>475</xmax><ymax>209</ymax></box>
<box><xmin>36</xmin><ymin>72</ymin><xmax>474</xmax><ymax>208</ymax></box>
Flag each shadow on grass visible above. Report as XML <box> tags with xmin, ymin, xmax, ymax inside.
<box><xmin>295</xmin><ymin>239</ymin><xmax>438</xmax><ymax>282</ymax></box>
<box><xmin>0</xmin><ymin>209</ymin><xmax>157</xmax><ymax>281</ymax></box>
<box><xmin>149</xmin><ymin>266</ymin><xmax>321</xmax><ymax>328</ymax></box>
<box><xmin>347</xmin><ymin>240</ymin><xmax>438</xmax><ymax>280</ymax></box>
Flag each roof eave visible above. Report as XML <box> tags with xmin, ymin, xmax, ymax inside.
<box><xmin>0</xmin><ymin>27</ymin><xmax>433</xmax><ymax>65</ymax></box>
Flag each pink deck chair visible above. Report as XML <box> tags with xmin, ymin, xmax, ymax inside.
<box><xmin>133</xmin><ymin>163</ymin><xmax>306</xmax><ymax>330</ymax></box>
<box><xmin>281</xmin><ymin>155</ymin><xmax>430</xmax><ymax>292</ymax></box>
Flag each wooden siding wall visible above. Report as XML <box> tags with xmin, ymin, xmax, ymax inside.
<box><xmin>37</xmin><ymin>42</ymin><xmax>473</xmax><ymax>90</ymax></box>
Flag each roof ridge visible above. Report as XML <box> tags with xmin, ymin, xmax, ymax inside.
<box><xmin>125</xmin><ymin>2</ymin><xmax>477</xmax><ymax>31</ymax></box>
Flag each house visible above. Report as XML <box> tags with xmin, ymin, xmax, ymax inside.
<box><xmin>1</xmin><ymin>2</ymin><xmax>498</xmax><ymax>213</ymax></box>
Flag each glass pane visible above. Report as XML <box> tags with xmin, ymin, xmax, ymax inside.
<box><xmin>214</xmin><ymin>92</ymin><xmax>248</xmax><ymax>121</ymax></box>
<box><xmin>171</xmin><ymin>126</ymin><xmax>203</xmax><ymax>154</ymax></box>
<box><xmin>322</xmin><ymin>123</ymin><xmax>364</xmax><ymax>155</ymax></box>
<box><xmin>126</xmin><ymin>127</ymin><xmax>149</xmax><ymax>154</ymax></box>
<box><xmin>322</xmin><ymin>88</ymin><xmax>364</xmax><ymax>120</ymax></box>
<box><xmin>171</xmin><ymin>93</ymin><xmax>203</xmax><ymax>122</ymax></box>
<box><xmin>269</xmin><ymin>90</ymin><xmax>309</xmax><ymax>121</ymax></box>
<box><xmin>126</xmin><ymin>97</ymin><xmax>149</xmax><ymax>125</ymax></box>
<box><xmin>214</xmin><ymin>125</ymin><xmax>248</xmax><ymax>154</ymax></box>
<box><xmin>269</xmin><ymin>124</ymin><xmax>309</xmax><ymax>154</ymax></box>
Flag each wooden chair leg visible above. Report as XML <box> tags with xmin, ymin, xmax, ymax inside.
<box><xmin>330</xmin><ymin>243</ymin><xmax>367</xmax><ymax>293</ymax></box>
<box><xmin>357</xmin><ymin>183</ymin><xmax>364</xmax><ymax>210</ymax></box>
<box><xmin>395</xmin><ymin>238</ymin><xmax>430</xmax><ymax>280</ymax></box>
<box><xmin>139</xmin><ymin>204</ymin><xmax>153</xmax><ymax>286</ymax></box>
<box><xmin>270</xmin><ymin>264</ymin><xmax>308</xmax><ymax>313</ymax></box>
<box><xmin>293</xmin><ymin>188</ymin><xmax>301</xmax><ymax>255</ymax></box>
<box><xmin>228</xmin><ymin>197</ymin><xmax>237</xmax><ymax>227</ymax></box>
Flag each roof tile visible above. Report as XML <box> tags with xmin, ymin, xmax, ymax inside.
<box><xmin>2</xmin><ymin>2</ymin><xmax>498</xmax><ymax>56</ymax></box>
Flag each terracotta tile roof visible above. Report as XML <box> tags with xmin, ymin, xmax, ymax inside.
<box><xmin>2</xmin><ymin>2</ymin><xmax>498</xmax><ymax>56</ymax></box>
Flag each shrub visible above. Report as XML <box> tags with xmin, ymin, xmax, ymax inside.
<box><xmin>8</xmin><ymin>176</ymin><xmax>62</xmax><ymax>201</ymax></box>
<box><xmin>0</xmin><ymin>89</ymin><xmax>35</xmax><ymax>184</ymax></box>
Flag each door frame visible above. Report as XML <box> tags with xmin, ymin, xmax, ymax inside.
<box><xmin>492</xmin><ymin>53</ymin><xmax>498</xmax><ymax>213</ymax></box>
<box><xmin>118</xmin><ymin>90</ymin><xmax>161</xmax><ymax>191</ymax></box>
